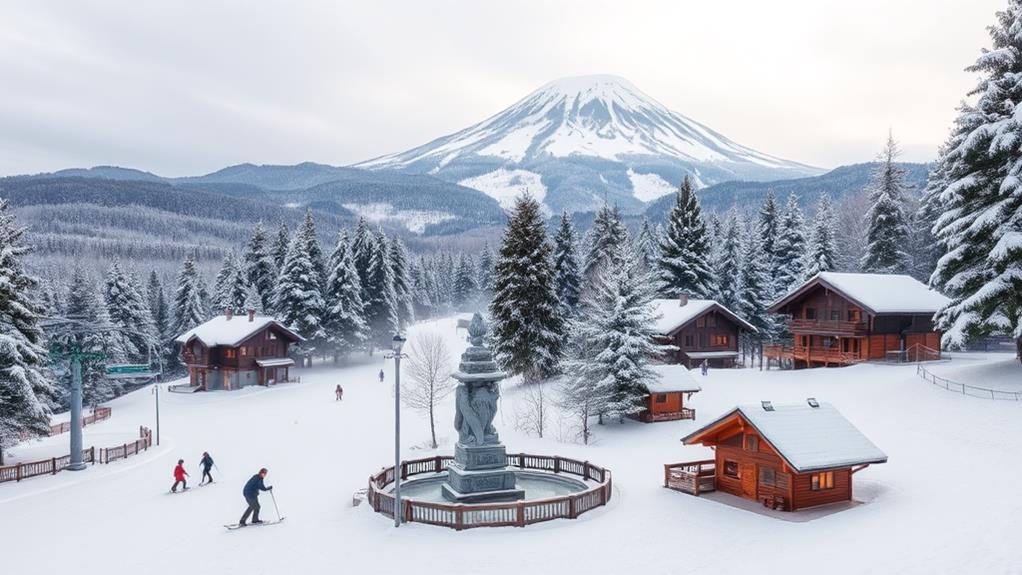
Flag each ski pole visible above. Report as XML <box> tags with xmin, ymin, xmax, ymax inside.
<box><xmin>270</xmin><ymin>490</ymin><xmax>282</xmax><ymax>521</ymax></box>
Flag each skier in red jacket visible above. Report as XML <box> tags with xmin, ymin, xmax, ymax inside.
<box><xmin>172</xmin><ymin>459</ymin><xmax>189</xmax><ymax>492</ymax></box>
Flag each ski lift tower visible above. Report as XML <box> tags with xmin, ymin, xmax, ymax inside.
<box><xmin>48</xmin><ymin>343</ymin><xmax>105</xmax><ymax>471</ymax></box>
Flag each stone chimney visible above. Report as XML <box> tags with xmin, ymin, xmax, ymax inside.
<box><xmin>247</xmin><ymin>308</ymin><xmax>256</xmax><ymax>322</ymax></box>
<box><xmin>678</xmin><ymin>293</ymin><xmax>689</xmax><ymax>307</ymax></box>
<box><xmin>225</xmin><ymin>307</ymin><xmax>234</xmax><ymax>320</ymax></box>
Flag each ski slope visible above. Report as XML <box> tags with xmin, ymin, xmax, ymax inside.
<box><xmin>2</xmin><ymin>317</ymin><xmax>1020</xmax><ymax>575</ymax></box>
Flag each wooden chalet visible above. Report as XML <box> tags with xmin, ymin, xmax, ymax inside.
<box><xmin>638</xmin><ymin>364</ymin><xmax>702</xmax><ymax>422</ymax></box>
<box><xmin>176</xmin><ymin>309</ymin><xmax>304</xmax><ymax>391</ymax></box>
<box><xmin>766</xmin><ymin>272</ymin><xmax>950</xmax><ymax>367</ymax></box>
<box><xmin>665</xmin><ymin>400</ymin><xmax>887</xmax><ymax>511</ymax></box>
<box><xmin>652</xmin><ymin>296</ymin><xmax>758</xmax><ymax>368</ymax></box>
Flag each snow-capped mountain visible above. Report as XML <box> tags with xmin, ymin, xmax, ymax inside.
<box><xmin>356</xmin><ymin>75</ymin><xmax>822</xmax><ymax>213</ymax></box>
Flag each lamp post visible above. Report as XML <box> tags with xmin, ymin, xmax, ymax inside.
<box><xmin>386</xmin><ymin>333</ymin><xmax>407</xmax><ymax>527</ymax></box>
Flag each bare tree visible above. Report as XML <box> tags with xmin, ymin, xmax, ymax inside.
<box><xmin>402</xmin><ymin>333</ymin><xmax>453</xmax><ymax>449</ymax></box>
<box><xmin>514</xmin><ymin>383</ymin><xmax>547</xmax><ymax>438</ymax></box>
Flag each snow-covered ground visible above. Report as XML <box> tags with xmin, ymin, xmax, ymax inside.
<box><xmin>2</xmin><ymin>317</ymin><xmax>1020</xmax><ymax>575</ymax></box>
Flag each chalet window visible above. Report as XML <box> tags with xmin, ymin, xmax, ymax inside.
<box><xmin>712</xmin><ymin>335</ymin><xmax>729</xmax><ymax>346</ymax></box>
<box><xmin>269</xmin><ymin>332</ymin><xmax>278</xmax><ymax>340</ymax></box>
<box><xmin>830</xmin><ymin>310</ymin><xmax>840</xmax><ymax>321</ymax></box>
<box><xmin>696</xmin><ymin>316</ymin><xmax>706</xmax><ymax>328</ymax></box>
<box><xmin>759</xmin><ymin>467</ymin><xmax>776</xmax><ymax>487</ymax></box>
<box><xmin>811</xmin><ymin>471</ymin><xmax>834</xmax><ymax>490</ymax></box>
<box><xmin>654</xmin><ymin>394</ymin><xmax>667</xmax><ymax>404</ymax></box>
<box><xmin>224</xmin><ymin>349</ymin><xmax>237</xmax><ymax>359</ymax></box>
<box><xmin>848</xmin><ymin>309</ymin><xmax>861</xmax><ymax>322</ymax></box>
<box><xmin>822</xmin><ymin>337</ymin><xmax>834</xmax><ymax>349</ymax></box>
<box><xmin>805</xmin><ymin>308</ymin><xmax>817</xmax><ymax>320</ymax></box>
<box><xmin>699</xmin><ymin>333</ymin><xmax>707</xmax><ymax>347</ymax></box>
<box><xmin>707</xmin><ymin>315</ymin><xmax>717</xmax><ymax>328</ymax></box>
<box><xmin>745</xmin><ymin>435</ymin><xmax>759</xmax><ymax>452</ymax></box>
<box><xmin>723</xmin><ymin>460</ymin><xmax>739</xmax><ymax>479</ymax></box>
<box><xmin>684</xmin><ymin>335</ymin><xmax>694</xmax><ymax>348</ymax></box>
<box><xmin>240</xmin><ymin>346</ymin><xmax>248</xmax><ymax>357</ymax></box>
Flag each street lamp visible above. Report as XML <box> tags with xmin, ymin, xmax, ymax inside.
<box><xmin>386</xmin><ymin>333</ymin><xmax>407</xmax><ymax>527</ymax></box>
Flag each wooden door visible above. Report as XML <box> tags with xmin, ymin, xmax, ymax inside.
<box><xmin>740</xmin><ymin>463</ymin><xmax>756</xmax><ymax>499</ymax></box>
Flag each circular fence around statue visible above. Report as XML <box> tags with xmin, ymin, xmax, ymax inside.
<box><xmin>367</xmin><ymin>453</ymin><xmax>612</xmax><ymax>530</ymax></box>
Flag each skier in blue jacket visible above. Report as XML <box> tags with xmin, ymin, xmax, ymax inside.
<box><xmin>239</xmin><ymin>468</ymin><xmax>272</xmax><ymax>526</ymax></box>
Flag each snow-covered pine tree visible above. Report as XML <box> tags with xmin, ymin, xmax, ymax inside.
<box><xmin>323</xmin><ymin>230</ymin><xmax>368</xmax><ymax>361</ymax></box>
<box><xmin>737</xmin><ymin>219</ymin><xmax>775</xmax><ymax>335</ymax></box>
<box><xmin>173</xmin><ymin>256</ymin><xmax>206</xmax><ymax>336</ymax></box>
<box><xmin>273</xmin><ymin>219</ymin><xmax>327</xmax><ymax>364</ymax></box>
<box><xmin>452</xmin><ymin>252</ymin><xmax>478</xmax><ymax>307</ymax></box>
<box><xmin>805</xmin><ymin>194</ymin><xmax>838</xmax><ymax>277</ymax></box>
<box><xmin>388</xmin><ymin>236</ymin><xmax>415</xmax><ymax>328</ymax></box>
<box><xmin>0</xmin><ymin>198</ymin><xmax>58</xmax><ymax>462</ymax></box>
<box><xmin>714</xmin><ymin>207</ymin><xmax>743</xmax><ymax>311</ymax></box>
<box><xmin>911</xmin><ymin>157</ymin><xmax>947</xmax><ymax>282</ymax></box>
<box><xmin>657</xmin><ymin>176</ymin><xmax>716</xmax><ymax>298</ymax></box>
<box><xmin>758</xmin><ymin>190</ymin><xmax>781</xmax><ymax>287</ymax></box>
<box><xmin>271</xmin><ymin>222</ymin><xmax>290</xmax><ymax>272</ymax></box>
<box><xmin>634</xmin><ymin>217</ymin><xmax>661</xmax><ymax>271</ymax></box>
<box><xmin>931</xmin><ymin>2</ymin><xmax>1022</xmax><ymax>354</ymax></box>
<box><xmin>243</xmin><ymin>221</ymin><xmax>277</xmax><ymax>312</ymax></box>
<box><xmin>773</xmin><ymin>194</ymin><xmax>807</xmax><ymax>295</ymax></box>
<box><xmin>489</xmin><ymin>193</ymin><xmax>564</xmax><ymax>383</ymax></box>
<box><xmin>477</xmin><ymin>242</ymin><xmax>496</xmax><ymax>302</ymax></box>
<box><xmin>103</xmin><ymin>262</ymin><xmax>156</xmax><ymax>363</ymax></box>
<box><xmin>146</xmin><ymin>270</ymin><xmax>173</xmax><ymax>366</ymax></box>
<box><xmin>350</xmin><ymin>217</ymin><xmax>375</xmax><ymax>304</ymax></box>
<box><xmin>861</xmin><ymin>134</ymin><xmax>912</xmax><ymax>274</ymax></box>
<box><xmin>212</xmin><ymin>252</ymin><xmax>249</xmax><ymax>314</ymax></box>
<box><xmin>552</xmin><ymin>211</ymin><xmax>582</xmax><ymax>318</ymax></box>
<box><xmin>558</xmin><ymin>325</ymin><xmax>606</xmax><ymax>444</ymax></box>
<box><xmin>582</xmin><ymin>204</ymin><xmax>629</xmax><ymax>280</ymax></box>
<box><xmin>409</xmin><ymin>257</ymin><xmax>435</xmax><ymax>319</ymax></box>
<box><xmin>363</xmin><ymin>229</ymin><xmax>400</xmax><ymax>352</ymax></box>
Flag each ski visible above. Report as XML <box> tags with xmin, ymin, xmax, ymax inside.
<box><xmin>224</xmin><ymin>517</ymin><xmax>286</xmax><ymax>530</ymax></box>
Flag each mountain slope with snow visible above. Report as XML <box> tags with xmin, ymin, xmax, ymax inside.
<box><xmin>356</xmin><ymin>75</ymin><xmax>822</xmax><ymax>213</ymax></box>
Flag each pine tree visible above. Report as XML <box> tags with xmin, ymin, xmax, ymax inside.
<box><xmin>274</xmin><ymin>215</ymin><xmax>327</xmax><ymax>363</ymax></box>
<box><xmin>490</xmin><ymin>193</ymin><xmax>564</xmax><ymax>383</ymax></box>
<box><xmin>212</xmin><ymin>252</ymin><xmax>248</xmax><ymax>314</ymax></box>
<box><xmin>582</xmin><ymin>204</ymin><xmax>629</xmax><ymax>280</ymax></box>
<box><xmin>657</xmin><ymin>176</ymin><xmax>716</xmax><ymax>298</ymax></box>
<box><xmin>452</xmin><ymin>252</ymin><xmax>478</xmax><ymax>307</ymax></box>
<box><xmin>805</xmin><ymin>194</ymin><xmax>838</xmax><ymax>277</ymax></box>
<box><xmin>737</xmin><ymin>219</ymin><xmax>775</xmax><ymax>334</ymax></box>
<box><xmin>323</xmin><ymin>230</ymin><xmax>368</xmax><ymax>360</ymax></box>
<box><xmin>0</xmin><ymin>199</ymin><xmax>58</xmax><ymax>461</ymax></box>
<box><xmin>862</xmin><ymin>134</ymin><xmax>912</xmax><ymax>273</ymax></box>
<box><xmin>477</xmin><ymin>243</ymin><xmax>496</xmax><ymax>303</ymax></box>
<box><xmin>558</xmin><ymin>326</ymin><xmax>606</xmax><ymax>444</ymax></box>
<box><xmin>552</xmin><ymin>211</ymin><xmax>582</xmax><ymax>318</ymax></box>
<box><xmin>103</xmin><ymin>262</ymin><xmax>156</xmax><ymax>362</ymax></box>
<box><xmin>271</xmin><ymin>222</ymin><xmax>290</xmax><ymax>272</ymax></box>
<box><xmin>173</xmin><ymin>256</ymin><xmax>206</xmax><ymax>336</ymax></box>
<box><xmin>634</xmin><ymin>218</ymin><xmax>661</xmax><ymax>271</ymax></box>
<box><xmin>911</xmin><ymin>159</ymin><xmax>946</xmax><ymax>282</ymax></box>
<box><xmin>363</xmin><ymin>229</ymin><xmax>399</xmax><ymax>352</ymax></box>
<box><xmin>774</xmin><ymin>194</ymin><xmax>807</xmax><ymax>294</ymax></box>
<box><xmin>931</xmin><ymin>2</ymin><xmax>1022</xmax><ymax>352</ymax></box>
<box><xmin>409</xmin><ymin>258</ymin><xmax>435</xmax><ymax>319</ymax></box>
<box><xmin>714</xmin><ymin>207</ymin><xmax>743</xmax><ymax>311</ymax></box>
<box><xmin>244</xmin><ymin>221</ymin><xmax>277</xmax><ymax>312</ymax></box>
<box><xmin>146</xmin><ymin>270</ymin><xmax>172</xmax><ymax>366</ymax></box>
<box><xmin>388</xmin><ymin>236</ymin><xmax>415</xmax><ymax>328</ymax></box>
<box><xmin>350</xmin><ymin>217</ymin><xmax>376</xmax><ymax>305</ymax></box>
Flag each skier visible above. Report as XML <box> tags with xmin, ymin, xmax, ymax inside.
<box><xmin>171</xmin><ymin>459</ymin><xmax>189</xmax><ymax>492</ymax></box>
<box><xmin>239</xmin><ymin>468</ymin><xmax>273</xmax><ymax>526</ymax></box>
<box><xmin>199</xmin><ymin>452</ymin><xmax>214</xmax><ymax>485</ymax></box>
<box><xmin>378</xmin><ymin>369</ymin><xmax>385</xmax><ymax>383</ymax></box>
<box><xmin>700</xmin><ymin>359</ymin><xmax>709</xmax><ymax>376</ymax></box>
<box><xmin>335</xmin><ymin>385</ymin><xmax>343</xmax><ymax>401</ymax></box>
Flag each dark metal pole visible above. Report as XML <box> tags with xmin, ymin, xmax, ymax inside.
<box><xmin>67</xmin><ymin>355</ymin><xmax>86</xmax><ymax>470</ymax></box>
<box><xmin>394</xmin><ymin>353</ymin><xmax>401</xmax><ymax>527</ymax></box>
<box><xmin>155</xmin><ymin>383</ymin><xmax>161</xmax><ymax>446</ymax></box>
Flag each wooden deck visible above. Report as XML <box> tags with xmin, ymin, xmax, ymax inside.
<box><xmin>640</xmin><ymin>408</ymin><xmax>696</xmax><ymax>423</ymax></box>
<box><xmin>789</xmin><ymin>319</ymin><xmax>868</xmax><ymax>336</ymax></box>
<box><xmin>764</xmin><ymin>345</ymin><xmax>864</xmax><ymax>367</ymax></box>
<box><xmin>663</xmin><ymin>459</ymin><xmax>716</xmax><ymax>495</ymax></box>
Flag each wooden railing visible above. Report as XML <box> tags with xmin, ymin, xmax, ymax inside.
<box><xmin>20</xmin><ymin>407</ymin><xmax>112</xmax><ymax>441</ymax></box>
<box><xmin>764</xmin><ymin>345</ymin><xmax>863</xmax><ymax>366</ymax></box>
<box><xmin>886</xmin><ymin>344</ymin><xmax>943</xmax><ymax>363</ymax></box>
<box><xmin>664</xmin><ymin>459</ymin><xmax>716</xmax><ymax>495</ymax></box>
<box><xmin>917</xmin><ymin>364</ymin><xmax>1021</xmax><ymax>401</ymax></box>
<box><xmin>367</xmin><ymin>454</ymin><xmax>612</xmax><ymax>530</ymax></box>
<box><xmin>789</xmin><ymin>319</ymin><xmax>868</xmax><ymax>335</ymax></box>
<box><xmin>1</xmin><ymin>426</ymin><xmax>153</xmax><ymax>485</ymax></box>
<box><xmin>640</xmin><ymin>408</ymin><xmax>696</xmax><ymax>422</ymax></box>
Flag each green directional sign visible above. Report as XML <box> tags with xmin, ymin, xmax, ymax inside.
<box><xmin>105</xmin><ymin>364</ymin><xmax>150</xmax><ymax>375</ymax></box>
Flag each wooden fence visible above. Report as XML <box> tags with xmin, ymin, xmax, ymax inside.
<box><xmin>367</xmin><ymin>453</ymin><xmax>612</xmax><ymax>530</ymax></box>
<box><xmin>20</xmin><ymin>407</ymin><xmax>113</xmax><ymax>440</ymax></box>
<box><xmin>0</xmin><ymin>426</ymin><xmax>153</xmax><ymax>485</ymax></box>
<box><xmin>917</xmin><ymin>364</ymin><xmax>1021</xmax><ymax>401</ymax></box>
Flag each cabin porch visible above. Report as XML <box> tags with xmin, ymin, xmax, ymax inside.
<box><xmin>663</xmin><ymin>459</ymin><xmax>716</xmax><ymax>495</ymax></box>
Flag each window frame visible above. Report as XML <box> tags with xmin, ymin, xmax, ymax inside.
<box><xmin>805</xmin><ymin>308</ymin><xmax>817</xmax><ymax>320</ymax></box>
<box><xmin>723</xmin><ymin>460</ymin><xmax>740</xmax><ymax>479</ymax></box>
<box><xmin>745</xmin><ymin>435</ymin><xmax>759</xmax><ymax>452</ymax></box>
<box><xmin>811</xmin><ymin>471</ymin><xmax>835</xmax><ymax>491</ymax></box>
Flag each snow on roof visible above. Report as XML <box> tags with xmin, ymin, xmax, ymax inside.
<box><xmin>652</xmin><ymin>299</ymin><xmax>757</xmax><ymax>334</ymax></box>
<box><xmin>175</xmin><ymin>315</ymin><xmax>303</xmax><ymax>347</ymax></box>
<box><xmin>685</xmin><ymin>401</ymin><xmax>888</xmax><ymax>473</ymax></box>
<box><xmin>646</xmin><ymin>364</ymin><xmax>702</xmax><ymax>393</ymax></box>
<box><xmin>775</xmin><ymin>272</ymin><xmax>950</xmax><ymax>315</ymax></box>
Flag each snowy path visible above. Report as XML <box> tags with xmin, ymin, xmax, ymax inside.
<box><xmin>1</xmin><ymin>318</ymin><xmax>1020</xmax><ymax>575</ymax></box>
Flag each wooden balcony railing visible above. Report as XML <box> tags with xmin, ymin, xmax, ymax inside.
<box><xmin>664</xmin><ymin>459</ymin><xmax>716</xmax><ymax>495</ymax></box>
<box><xmin>789</xmin><ymin>319</ymin><xmax>867</xmax><ymax>335</ymax></box>
<box><xmin>764</xmin><ymin>345</ymin><xmax>864</xmax><ymax>366</ymax></box>
<box><xmin>640</xmin><ymin>408</ymin><xmax>696</xmax><ymax>422</ymax></box>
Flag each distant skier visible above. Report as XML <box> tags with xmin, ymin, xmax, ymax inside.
<box><xmin>199</xmin><ymin>452</ymin><xmax>214</xmax><ymax>485</ymax></box>
<box><xmin>700</xmin><ymin>360</ymin><xmax>709</xmax><ymax>376</ymax></box>
<box><xmin>378</xmin><ymin>369</ymin><xmax>385</xmax><ymax>383</ymax></box>
<box><xmin>171</xmin><ymin>459</ymin><xmax>189</xmax><ymax>492</ymax></box>
<box><xmin>239</xmin><ymin>468</ymin><xmax>273</xmax><ymax>526</ymax></box>
<box><xmin>335</xmin><ymin>385</ymin><xmax>343</xmax><ymax>401</ymax></box>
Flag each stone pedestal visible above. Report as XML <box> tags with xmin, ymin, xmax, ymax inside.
<box><xmin>442</xmin><ymin>444</ymin><xmax>524</xmax><ymax>503</ymax></box>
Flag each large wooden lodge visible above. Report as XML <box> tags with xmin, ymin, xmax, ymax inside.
<box><xmin>652</xmin><ymin>296</ymin><xmax>758</xmax><ymax>369</ymax></box>
<box><xmin>766</xmin><ymin>272</ymin><xmax>950</xmax><ymax>368</ymax></box>
<box><xmin>665</xmin><ymin>399</ymin><xmax>887</xmax><ymax>511</ymax></box>
<box><xmin>176</xmin><ymin>309</ymin><xmax>303</xmax><ymax>391</ymax></box>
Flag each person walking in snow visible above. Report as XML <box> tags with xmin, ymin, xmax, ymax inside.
<box><xmin>171</xmin><ymin>459</ymin><xmax>189</xmax><ymax>492</ymax></box>
<box><xmin>199</xmin><ymin>452</ymin><xmax>214</xmax><ymax>485</ymax></box>
<box><xmin>378</xmin><ymin>369</ymin><xmax>385</xmax><ymax>383</ymax></box>
<box><xmin>700</xmin><ymin>360</ymin><xmax>709</xmax><ymax>376</ymax></box>
<box><xmin>335</xmin><ymin>384</ymin><xmax>343</xmax><ymax>401</ymax></box>
<box><xmin>239</xmin><ymin>468</ymin><xmax>272</xmax><ymax>526</ymax></box>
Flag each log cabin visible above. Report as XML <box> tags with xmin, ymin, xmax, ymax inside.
<box><xmin>666</xmin><ymin>400</ymin><xmax>887</xmax><ymax>511</ymax></box>
<box><xmin>767</xmin><ymin>272</ymin><xmax>950</xmax><ymax>367</ymax></box>
<box><xmin>176</xmin><ymin>309</ymin><xmax>304</xmax><ymax>391</ymax></box>
<box><xmin>638</xmin><ymin>364</ymin><xmax>702</xmax><ymax>422</ymax></box>
<box><xmin>652</xmin><ymin>295</ymin><xmax>758</xmax><ymax>368</ymax></box>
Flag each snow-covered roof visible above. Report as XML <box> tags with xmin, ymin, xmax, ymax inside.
<box><xmin>646</xmin><ymin>364</ymin><xmax>702</xmax><ymax>393</ymax></box>
<box><xmin>685</xmin><ymin>351</ymin><xmax>739</xmax><ymax>359</ymax></box>
<box><xmin>175</xmin><ymin>315</ymin><xmax>304</xmax><ymax>347</ymax></box>
<box><xmin>684</xmin><ymin>401</ymin><xmax>887</xmax><ymax>473</ymax></box>
<box><xmin>256</xmin><ymin>358</ymin><xmax>295</xmax><ymax>368</ymax></box>
<box><xmin>770</xmin><ymin>272</ymin><xmax>950</xmax><ymax>315</ymax></box>
<box><xmin>652</xmin><ymin>299</ymin><xmax>757</xmax><ymax>334</ymax></box>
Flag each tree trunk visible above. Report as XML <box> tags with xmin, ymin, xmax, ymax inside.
<box><xmin>429</xmin><ymin>404</ymin><xmax>437</xmax><ymax>449</ymax></box>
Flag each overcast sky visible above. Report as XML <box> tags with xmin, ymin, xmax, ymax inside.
<box><xmin>0</xmin><ymin>0</ymin><xmax>1005</xmax><ymax>177</ymax></box>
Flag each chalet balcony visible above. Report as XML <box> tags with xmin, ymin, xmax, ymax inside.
<box><xmin>639</xmin><ymin>407</ymin><xmax>696</xmax><ymax>423</ymax></box>
<box><xmin>788</xmin><ymin>318</ymin><xmax>868</xmax><ymax>336</ymax></box>
<box><xmin>181</xmin><ymin>352</ymin><xmax>209</xmax><ymax>367</ymax></box>
<box><xmin>764</xmin><ymin>345</ymin><xmax>865</xmax><ymax>366</ymax></box>
<box><xmin>663</xmin><ymin>459</ymin><xmax>716</xmax><ymax>495</ymax></box>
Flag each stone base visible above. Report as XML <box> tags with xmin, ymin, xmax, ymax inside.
<box><xmin>454</xmin><ymin>443</ymin><xmax>507</xmax><ymax>470</ymax></box>
<box><xmin>441</xmin><ymin>483</ymin><xmax>525</xmax><ymax>503</ymax></box>
<box><xmin>443</xmin><ymin>464</ymin><xmax>523</xmax><ymax>503</ymax></box>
